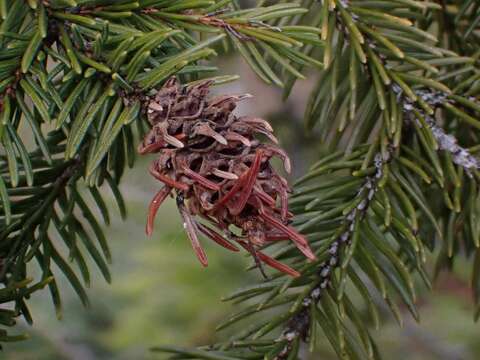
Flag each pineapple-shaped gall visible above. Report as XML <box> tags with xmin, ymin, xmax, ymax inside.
<box><xmin>138</xmin><ymin>77</ymin><xmax>315</xmax><ymax>277</ymax></box>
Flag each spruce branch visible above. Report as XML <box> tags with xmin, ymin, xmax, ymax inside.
<box><xmin>1</xmin><ymin>0</ymin><xmax>480</xmax><ymax>357</ymax></box>
<box><xmin>402</xmin><ymin>88</ymin><xmax>480</xmax><ymax>173</ymax></box>
<box><xmin>155</xmin><ymin>1</ymin><xmax>480</xmax><ymax>359</ymax></box>
<box><xmin>0</xmin><ymin>0</ymin><xmax>321</xmax><ymax>345</ymax></box>
<box><xmin>275</xmin><ymin>151</ymin><xmax>391</xmax><ymax>359</ymax></box>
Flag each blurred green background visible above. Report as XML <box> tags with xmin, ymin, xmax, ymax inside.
<box><xmin>4</xmin><ymin>59</ymin><xmax>480</xmax><ymax>360</ymax></box>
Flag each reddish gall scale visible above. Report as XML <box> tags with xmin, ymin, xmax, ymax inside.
<box><xmin>138</xmin><ymin>77</ymin><xmax>315</xmax><ymax>277</ymax></box>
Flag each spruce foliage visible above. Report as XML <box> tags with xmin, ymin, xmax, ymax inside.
<box><xmin>0</xmin><ymin>0</ymin><xmax>479</xmax><ymax>358</ymax></box>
